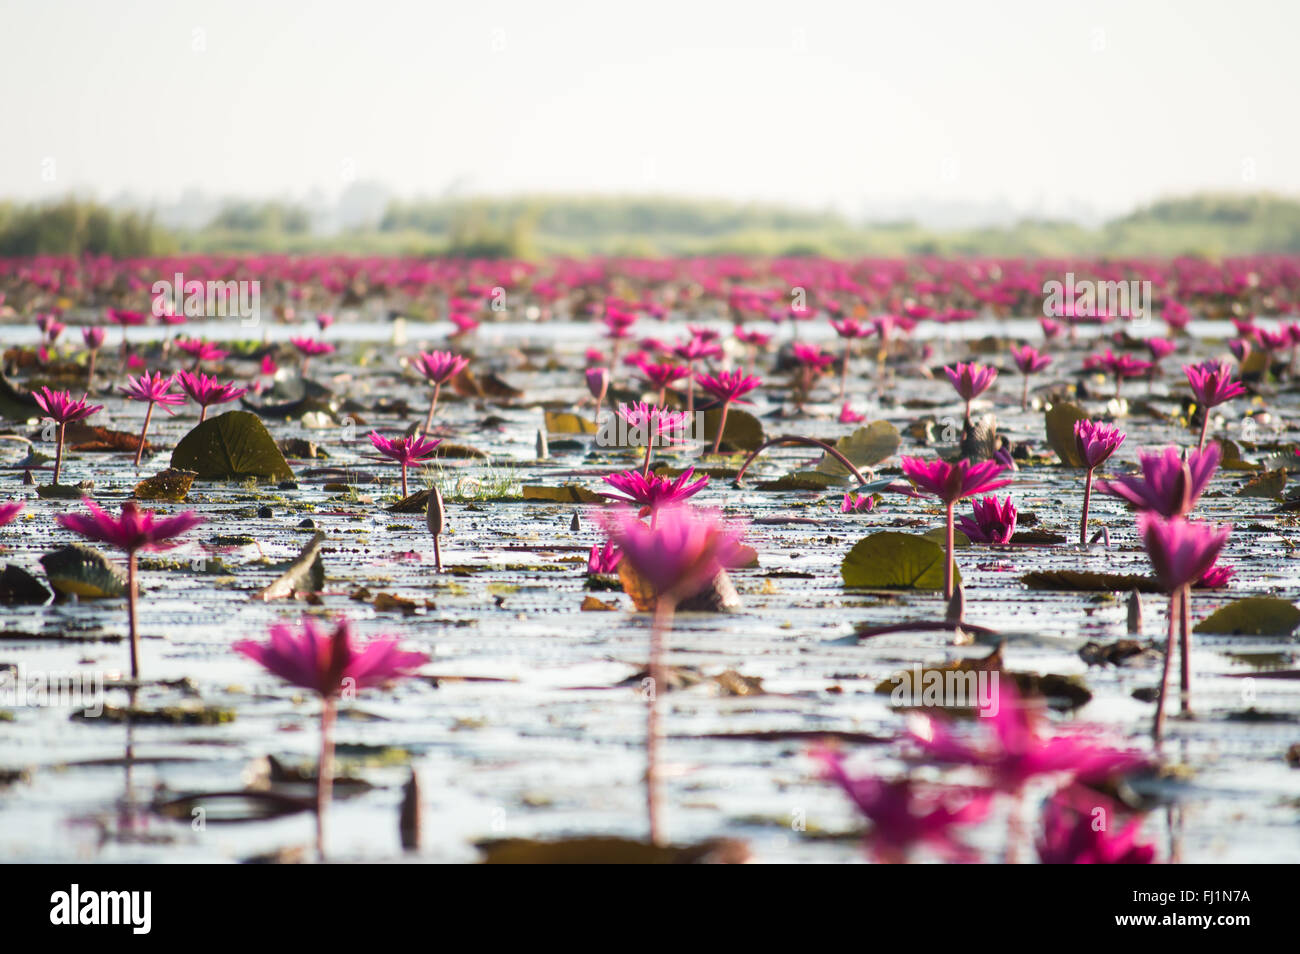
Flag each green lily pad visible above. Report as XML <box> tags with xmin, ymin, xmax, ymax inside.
<box><xmin>544</xmin><ymin>411</ymin><xmax>598</xmax><ymax>435</ymax></box>
<box><xmin>1021</xmin><ymin>569</ymin><xmax>1160</xmax><ymax>593</ymax></box>
<box><xmin>701</xmin><ymin>407</ymin><xmax>764</xmax><ymax>452</ymax></box>
<box><xmin>1194</xmin><ymin>597</ymin><xmax>1300</xmax><ymax>636</ymax></box>
<box><xmin>817</xmin><ymin>421</ymin><xmax>900</xmax><ymax>476</ymax></box>
<box><xmin>841</xmin><ymin>532</ymin><xmax>958</xmax><ymax>590</ymax></box>
<box><xmin>40</xmin><ymin>544</ymin><xmax>127</xmax><ymax>599</ymax></box>
<box><xmin>133</xmin><ymin>468</ymin><xmax>197</xmax><ymax>502</ymax></box>
<box><xmin>171</xmin><ymin>410</ymin><xmax>294</xmax><ymax>481</ymax></box>
<box><xmin>1045</xmin><ymin>401</ymin><xmax>1089</xmax><ymax>468</ymax></box>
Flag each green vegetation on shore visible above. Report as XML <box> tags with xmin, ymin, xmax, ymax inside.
<box><xmin>4</xmin><ymin>192</ymin><xmax>1300</xmax><ymax>260</ymax></box>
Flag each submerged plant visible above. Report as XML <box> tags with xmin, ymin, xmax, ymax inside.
<box><xmin>234</xmin><ymin>617</ymin><xmax>427</xmax><ymax>861</ymax></box>
<box><xmin>32</xmin><ymin>387</ymin><xmax>103</xmax><ymax>485</ymax></box>
<box><xmin>57</xmin><ymin>500</ymin><xmax>204</xmax><ymax>680</ymax></box>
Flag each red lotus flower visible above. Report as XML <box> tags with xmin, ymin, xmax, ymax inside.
<box><xmin>1097</xmin><ymin>444</ymin><xmax>1218</xmax><ymax>517</ymax></box>
<box><xmin>1140</xmin><ymin>513</ymin><xmax>1229</xmax><ymax>594</ymax></box>
<box><xmin>233</xmin><ymin>615</ymin><xmax>427</xmax><ymax>862</ymax></box>
<box><xmin>944</xmin><ymin>362</ymin><xmax>998</xmax><ymax>416</ymax></box>
<box><xmin>910</xmin><ymin>681</ymin><xmax>1147</xmax><ymax>793</ymax></box>
<box><xmin>1036</xmin><ymin>801</ymin><xmax>1156</xmax><ymax>864</ymax></box>
<box><xmin>1010</xmin><ymin>344</ymin><xmax>1051</xmax><ymax>375</ymax></box>
<box><xmin>838</xmin><ymin>402</ymin><xmax>866</xmax><ymax>424</ymax></box>
<box><xmin>175</xmin><ymin>370</ymin><xmax>247</xmax><ymax>422</ymax></box>
<box><xmin>601</xmin><ymin>467</ymin><xmax>709</xmax><ymax>517</ymax></box>
<box><xmin>0</xmin><ymin>500</ymin><xmax>23</xmax><ymax>528</ymax></box>
<box><xmin>175</xmin><ymin>337</ymin><xmax>228</xmax><ymax>367</ymax></box>
<box><xmin>1074</xmin><ymin>419</ymin><xmax>1126</xmax><ymax>470</ymax></box>
<box><xmin>956</xmin><ymin>495</ymin><xmax>1017</xmax><ymax>544</ymax></box>
<box><xmin>831</xmin><ymin>317</ymin><xmax>872</xmax><ymax>339</ymax></box>
<box><xmin>616</xmin><ymin>402</ymin><xmax>693</xmax><ymax>474</ymax></box>
<box><xmin>696</xmin><ymin>369</ymin><xmax>760</xmax><ymax>404</ymax></box>
<box><xmin>1197</xmin><ymin>561</ymin><xmax>1235</xmax><ymax>588</ymax></box>
<box><xmin>638</xmin><ymin>361</ymin><xmax>689</xmax><ymax>398</ymax></box>
<box><xmin>899</xmin><ymin>457</ymin><xmax>1011</xmax><ymax>505</ymax></box>
<box><xmin>411</xmin><ymin>350</ymin><xmax>469</xmax><ymax>432</ymax></box>
<box><xmin>1185</xmin><ymin>361</ymin><xmax>1247</xmax><ymax>450</ymax></box>
<box><xmin>587</xmin><ymin>541</ymin><xmax>622</xmax><ymax>575</ymax></box>
<box><xmin>33</xmin><ymin>387</ymin><xmax>104</xmax><ymax>484</ymax></box>
<box><xmin>234</xmin><ymin>616</ymin><xmax>428</xmax><ymax>699</ymax></box>
<box><xmin>841</xmin><ymin>492</ymin><xmax>875</xmax><ymax>513</ymax></box>
<box><xmin>600</xmin><ymin>505</ymin><xmax>746</xmax><ymax>603</ymax></box>
<box><xmin>291</xmin><ymin>337</ymin><xmax>335</xmax><ymax>357</ymax></box>
<box><xmin>82</xmin><ymin>326</ymin><xmax>107</xmax><ymax>350</ymax></box>
<box><xmin>814</xmin><ymin>748</ymin><xmax>991</xmax><ymax>864</ymax></box>
<box><xmin>369</xmin><ymin>431</ymin><xmax>443</xmax><ymax>498</ymax></box>
<box><xmin>57</xmin><ymin>500</ymin><xmax>204</xmax><ymax>679</ymax></box>
<box><xmin>120</xmin><ymin>370</ymin><xmax>184</xmax><ymax>466</ymax></box>
<box><xmin>900</xmin><ymin>456</ymin><xmax>1010</xmax><ymax>598</ymax></box>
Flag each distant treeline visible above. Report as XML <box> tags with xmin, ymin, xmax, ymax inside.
<box><xmin>5</xmin><ymin>192</ymin><xmax>1300</xmax><ymax>259</ymax></box>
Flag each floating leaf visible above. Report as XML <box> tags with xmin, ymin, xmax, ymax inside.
<box><xmin>756</xmin><ymin>471</ymin><xmax>843</xmax><ymax>491</ymax></box>
<box><xmin>1021</xmin><ymin>569</ymin><xmax>1159</xmax><ymax>593</ymax></box>
<box><xmin>922</xmin><ymin>527</ymin><xmax>971</xmax><ymax>548</ymax></box>
<box><xmin>816</xmin><ymin>421</ymin><xmax>900</xmax><ymax>476</ymax></box>
<box><xmin>40</xmin><ymin>544</ymin><xmax>127</xmax><ymax>599</ymax></box>
<box><xmin>522</xmin><ymin>484</ymin><xmax>604</xmax><ymax>504</ymax></box>
<box><xmin>1044</xmin><ymin>401</ymin><xmax>1089</xmax><ymax>468</ymax></box>
<box><xmin>172</xmin><ymin>410</ymin><xmax>294</xmax><ymax>481</ymax></box>
<box><xmin>841</xmin><ymin>532</ymin><xmax>958</xmax><ymax>590</ymax></box>
<box><xmin>1237</xmin><ymin>469</ymin><xmax>1286</xmax><ymax>498</ymax></box>
<box><xmin>1214</xmin><ymin>439</ymin><xmax>1260</xmax><ymax>472</ymax></box>
<box><xmin>1194</xmin><ymin>597</ymin><xmax>1300</xmax><ymax>636</ymax></box>
<box><xmin>0</xmin><ymin>564</ymin><xmax>52</xmax><ymax>605</ymax></box>
<box><xmin>133</xmin><ymin>468</ymin><xmax>196</xmax><ymax>502</ymax></box>
<box><xmin>66</xmin><ymin>422</ymin><xmax>152</xmax><ymax>454</ymax></box>
<box><xmin>255</xmin><ymin>532</ymin><xmax>325</xmax><ymax>601</ymax></box>
<box><xmin>432</xmin><ymin>442</ymin><xmax>488</xmax><ymax>459</ymax></box>
<box><xmin>544</xmin><ymin>411</ymin><xmax>597</xmax><ymax>435</ymax></box>
<box><xmin>580</xmin><ymin>595</ymin><xmax>618</xmax><ymax>612</ymax></box>
<box><xmin>701</xmin><ymin>407</ymin><xmax>764</xmax><ymax>452</ymax></box>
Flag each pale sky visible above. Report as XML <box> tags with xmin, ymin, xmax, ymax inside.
<box><xmin>2</xmin><ymin>0</ymin><xmax>1297</xmax><ymax>217</ymax></box>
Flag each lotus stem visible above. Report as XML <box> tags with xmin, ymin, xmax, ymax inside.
<box><xmin>127</xmin><ymin>550</ymin><xmax>140</xmax><ymax>681</ymax></box>
<box><xmin>1180</xmin><ymin>585</ymin><xmax>1192</xmax><ymax>715</ymax></box>
<box><xmin>53</xmin><ymin>422</ymin><xmax>66</xmax><ymax>485</ymax></box>
<box><xmin>1197</xmin><ymin>412</ymin><xmax>1209</xmax><ymax>453</ymax></box>
<box><xmin>708</xmin><ymin>401</ymin><xmax>730</xmax><ymax>455</ymax></box>
<box><xmin>646</xmin><ymin>597</ymin><xmax>674</xmax><ymax>846</ymax></box>
<box><xmin>317</xmin><ymin>697</ymin><xmax>336</xmax><ymax>862</ymax></box>
<box><xmin>134</xmin><ymin>402</ymin><xmax>154</xmax><ymax>467</ymax></box>
<box><xmin>1153</xmin><ymin>589</ymin><xmax>1180</xmax><ymax>743</ymax></box>
<box><xmin>423</xmin><ymin>382</ymin><xmax>442</xmax><ymax>435</ymax></box>
<box><xmin>1079</xmin><ymin>467</ymin><xmax>1094</xmax><ymax>546</ymax></box>
<box><xmin>944</xmin><ymin>500</ymin><xmax>956</xmax><ymax>600</ymax></box>
<box><xmin>734</xmin><ymin>435</ymin><xmax>869</xmax><ymax>486</ymax></box>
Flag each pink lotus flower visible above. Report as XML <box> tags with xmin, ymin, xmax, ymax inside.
<box><xmin>175</xmin><ymin>370</ymin><xmax>247</xmax><ymax>422</ymax></box>
<box><xmin>0</xmin><ymin>500</ymin><xmax>23</xmax><ymax>528</ymax></box>
<box><xmin>831</xmin><ymin>318</ymin><xmax>873</xmax><ymax>397</ymax></box>
<box><xmin>33</xmin><ymin>387</ymin><xmax>104</xmax><ymax>484</ymax></box>
<box><xmin>1140</xmin><ymin>513</ymin><xmax>1230</xmax><ymax>738</ymax></box>
<box><xmin>448</xmin><ymin>311</ymin><xmax>479</xmax><ymax>336</ymax></box>
<box><xmin>841</xmin><ymin>492</ymin><xmax>875</xmax><ymax>513</ymax></box>
<box><xmin>601</xmin><ymin>467</ymin><xmax>708</xmax><ymax>517</ymax></box>
<box><xmin>900</xmin><ymin>457</ymin><xmax>1010</xmax><ymax>597</ymax></box>
<box><xmin>1185</xmin><ymin>361</ymin><xmax>1247</xmax><ymax>450</ymax></box>
<box><xmin>1197</xmin><ymin>561</ymin><xmax>1235</xmax><ymax>588</ymax></box>
<box><xmin>1039</xmin><ymin>318</ymin><xmax>1063</xmax><ymax>339</ymax></box>
<box><xmin>175</xmin><ymin>337</ymin><xmax>228</xmax><ymax>368</ymax></box>
<box><xmin>1097</xmin><ymin>444</ymin><xmax>1218</xmax><ymax>517</ymax></box>
<box><xmin>1010</xmin><ymin>345</ymin><xmax>1051</xmax><ymax>409</ymax></box>
<box><xmin>638</xmin><ymin>361</ymin><xmax>689</xmax><ymax>402</ymax></box>
<box><xmin>316</xmin><ymin>312</ymin><xmax>335</xmax><ymax>332</ymax></box>
<box><xmin>1073</xmin><ymin>419</ymin><xmax>1126</xmax><ymax>545</ymax></box>
<box><xmin>838</xmin><ymin>402</ymin><xmax>866</xmax><ymax>424</ymax></box>
<box><xmin>234</xmin><ymin>616</ymin><xmax>428</xmax><ymax>699</ymax></box>
<box><xmin>412</xmin><ymin>349</ymin><xmax>470</xmax><ymax>432</ymax></box>
<box><xmin>601</xmin><ymin>505</ymin><xmax>745</xmax><ymax>604</ymax></box>
<box><xmin>82</xmin><ymin>326</ymin><xmax>107</xmax><ymax>350</ymax></box>
<box><xmin>697</xmin><ymin>370</ymin><xmax>761</xmax><ymax>455</ymax></box>
<box><xmin>120</xmin><ymin>371</ymin><xmax>184</xmax><ymax>466</ymax></box>
<box><xmin>944</xmin><ymin>362</ymin><xmax>998</xmax><ymax>419</ymax></box>
<box><xmin>910</xmin><ymin>681</ymin><xmax>1147</xmax><ymax>793</ymax></box>
<box><xmin>233</xmin><ymin>615</ymin><xmax>427</xmax><ymax>861</ymax></box>
<box><xmin>814</xmin><ymin>748</ymin><xmax>991</xmax><ymax>864</ymax></box>
<box><xmin>587</xmin><ymin>540</ymin><xmax>622</xmax><ymax>575</ymax></box>
<box><xmin>1084</xmin><ymin>349</ymin><xmax>1154</xmax><ymax>397</ymax></box>
<box><xmin>291</xmin><ymin>336</ymin><xmax>335</xmax><ymax>375</ymax></box>
<box><xmin>1145</xmin><ymin>337</ymin><xmax>1177</xmax><ymax>363</ymax></box>
<box><xmin>57</xmin><ymin>500</ymin><xmax>204</xmax><ymax>679</ymax></box>
<box><xmin>1140</xmin><ymin>514</ymin><xmax>1229</xmax><ymax>595</ymax></box>
<box><xmin>617</xmin><ymin>402</ymin><xmax>693</xmax><ymax>474</ymax></box>
<box><xmin>1036</xmin><ymin>801</ymin><xmax>1156</xmax><ymax>864</ymax></box>
<box><xmin>956</xmin><ymin>495</ymin><xmax>1017</xmax><ymax>544</ymax></box>
<box><xmin>369</xmin><ymin>431</ymin><xmax>442</xmax><ymax>498</ymax></box>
